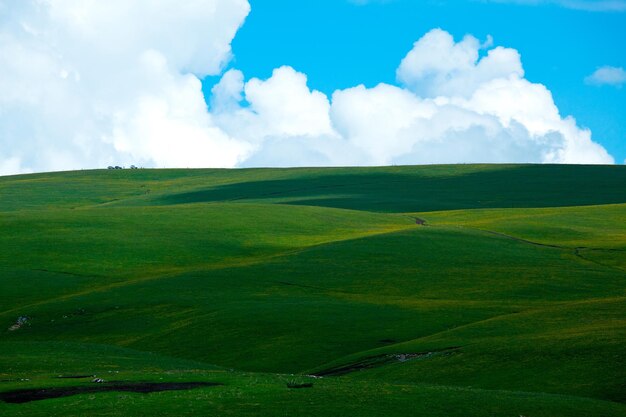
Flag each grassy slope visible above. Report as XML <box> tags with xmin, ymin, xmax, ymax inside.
<box><xmin>2</xmin><ymin>164</ymin><xmax>626</xmax><ymax>212</ymax></box>
<box><xmin>0</xmin><ymin>164</ymin><xmax>625</xmax><ymax>416</ymax></box>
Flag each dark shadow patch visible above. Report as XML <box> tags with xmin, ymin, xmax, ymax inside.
<box><xmin>286</xmin><ymin>382</ymin><xmax>313</xmax><ymax>389</ymax></box>
<box><xmin>153</xmin><ymin>165</ymin><xmax>626</xmax><ymax>213</ymax></box>
<box><xmin>313</xmin><ymin>347</ymin><xmax>461</xmax><ymax>377</ymax></box>
<box><xmin>0</xmin><ymin>381</ymin><xmax>222</xmax><ymax>404</ymax></box>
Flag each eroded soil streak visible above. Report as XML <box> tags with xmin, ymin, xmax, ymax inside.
<box><xmin>0</xmin><ymin>381</ymin><xmax>222</xmax><ymax>404</ymax></box>
<box><xmin>313</xmin><ymin>347</ymin><xmax>460</xmax><ymax>377</ymax></box>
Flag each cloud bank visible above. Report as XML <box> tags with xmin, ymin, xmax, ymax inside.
<box><xmin>0</xmin><ymin>2</ymin><xmax>614</xmax><ymax>175</ymax></box>
<box><xmin>0</xmin><ymin>0</ymin><xmax>251</xmax><ymax>175</ymax></box>
<box><xmin>213</xmin><ymin>29</ymin><xmax>612</xmax><ymax>166</ymax></box>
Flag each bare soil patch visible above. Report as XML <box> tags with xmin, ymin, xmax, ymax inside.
<box><xmin>313</xmin><ymin>347</ymin><xmax>460</xmax><ymax>377</ymax></box>
<box><xmin>0</xmin><ymin>381</ymin><xmax>222</xmax><ymax>404</ymax></box>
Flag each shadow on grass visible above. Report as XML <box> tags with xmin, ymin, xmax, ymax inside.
<box><xmin>154</xmin><ymin>165</ymin><xmax>626</xmax><ymax>213</ymax></box>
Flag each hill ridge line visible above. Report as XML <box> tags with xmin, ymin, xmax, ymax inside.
<box><xmin>441</xmin><ymin>225</ymin><xmax>626</xmax><ymax>274</ymax></box>
<box><xmin>0</xmin><ymin>224</ymin><xmax>418</xmax><ymax>319</ymax></box>
<box><xmin>305</xmin><ymin>293</ymin><xmax>626</xmax><ymax>376</ymax></box>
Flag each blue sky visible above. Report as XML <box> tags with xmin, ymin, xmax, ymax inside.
<box><xmin>1</xmin><ymin>0</ymin><xmax>624</xmax><ymax>174</ymax></box>
<box><xmin>205</xmin><ymin>0</ymin><xmax>626</xmax><ymax>162</ymax></box>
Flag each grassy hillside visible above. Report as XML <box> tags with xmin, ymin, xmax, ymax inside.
<box><xmin>0</xmin><ymin>164</ymin><xmax>624</xmax><ymax>416</ymax></box>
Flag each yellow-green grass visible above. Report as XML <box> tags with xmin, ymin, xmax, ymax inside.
<box><xmin>419</xmin><ymin>203</ymin><xmax>626</xmax><ymax>272</ymax></box>
<box><xmin>0</xmin><ymin>343</ymin><xmax>624</xmax><ymax>417</ymax></box>
<box><xmin>419</xmin><ymin>203</ymin><xmax>626</xmax><ymax>249</ymax></box>
<box><xmin>1</xmin><ymin>164</ymin><xmax>625</xmax><ymax>416</ymax></box>
<box><xmin>0</xmin><ymin>203</ymin><xmax>411</xmax><ymax>280</ymax></box>
<box><xmin>2</xmin><ymin>164</ymin><xmax>626</xmax><ymax>213</ymax></box>
<box><xmin>2</xmin><ymin>373</ymin><xmax>625</xmax><ymax>417</ymax></box>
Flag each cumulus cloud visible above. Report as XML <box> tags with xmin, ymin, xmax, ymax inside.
<box><xmin>208</xmin><ymin>29</ymin><xmax>613</xmax><ymax>166</ymax></box>
<box><xmin>585</xmin><ymin>66</ymin><xmax>626</xmax><ymax>87</ymax></box>
<box><xmin>0</xmin><ymin>0</ymin><xmax>251</xmax><ymax>174</ymax></box>
<box><xmin>211</xmin><ymin>67</ymin><xmax>345</xmax><ymax>167</ymax></box>
<box><xmin>397</xmin><ymin>29</ymin><xmax>522</xmax><ymax>97</ymax></box>
<box><xmin>0</xmin><ymin>3</ymin><xmax>615</xmax><ymax>175</ymax></box>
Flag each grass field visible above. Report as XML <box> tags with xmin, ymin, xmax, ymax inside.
<box><xmin>0</xmin><ymin>164</ymin><xmax>625</xmax><ymax>416</ymax></box>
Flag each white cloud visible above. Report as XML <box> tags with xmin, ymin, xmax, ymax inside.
<box><xmin>211</xmin><ymin>66</ymin><xmax>338</xmax><ymax>161</ymax></box>
<box><xmin>0</xmin><ymin>3</ymin><xmax>615</xmax><ymax>176</ymax></box>
<box><xmin>585</xmin><ymin>66</ymin><xmax>626</xmax><ymax>87</ymax></box>
<box><xmin>214</xmin><ymin>67</ymin><xmax>352</xmax><ymax>168</ymax></box>
<box><xmin>560</xmin><ymin>0</ymin><xmax>626</xmax><ymax>10</ymax></box>
<box><xmin>354</xmin><ymin>0</ymin><xmax>626</xmax><ymax>11</ymax></box>
<box><xmin>485</xmin><ymin>0</ymin><xmax>626</xmax><ymax>11</ymax></box>
<box><xmin>243</xmin><ymin>67</ymin><xmax>335</xmax><ymax>138</ymax></box>
<box><xmin>0</xmin><ymin>0</ymin><xmax>251</xmax><ymax>174</ymax></box>
<box><xmin>208</xmin><ymin>29</ymin><xmax>612</xmax><ymax>167</ymax></box>
<box><xmin>397</xmin><ymin>29</ymin><xmax>523</xmax><ymax>97</ymax></box>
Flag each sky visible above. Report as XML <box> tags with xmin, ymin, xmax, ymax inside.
<box><xmin>0</xmin><ymin>0</ymin><xmax>624</xmax><ymax>175</ymax></box>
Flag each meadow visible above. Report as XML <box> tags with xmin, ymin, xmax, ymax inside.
<box><xmin>0</xmin><ymin>164</ymin><xmax>624</xmax><ymax>416</ymax></box>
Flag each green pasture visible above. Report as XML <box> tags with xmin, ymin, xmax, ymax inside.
<box><xmin>0</xmin><ymin>164</ymin><xmax>624</xmax><ymax>416</ymax></box>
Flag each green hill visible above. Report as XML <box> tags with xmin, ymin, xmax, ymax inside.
<box><xmin>1</xmin><ymin>164</ymin><xmax>625</xmax><ymax>416</ymax></box>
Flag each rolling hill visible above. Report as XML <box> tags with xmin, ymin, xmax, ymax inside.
<box><xmin>0</xmin><ymin>164</ymin><xmax>625</xmax><ymax>416</ymax></box>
